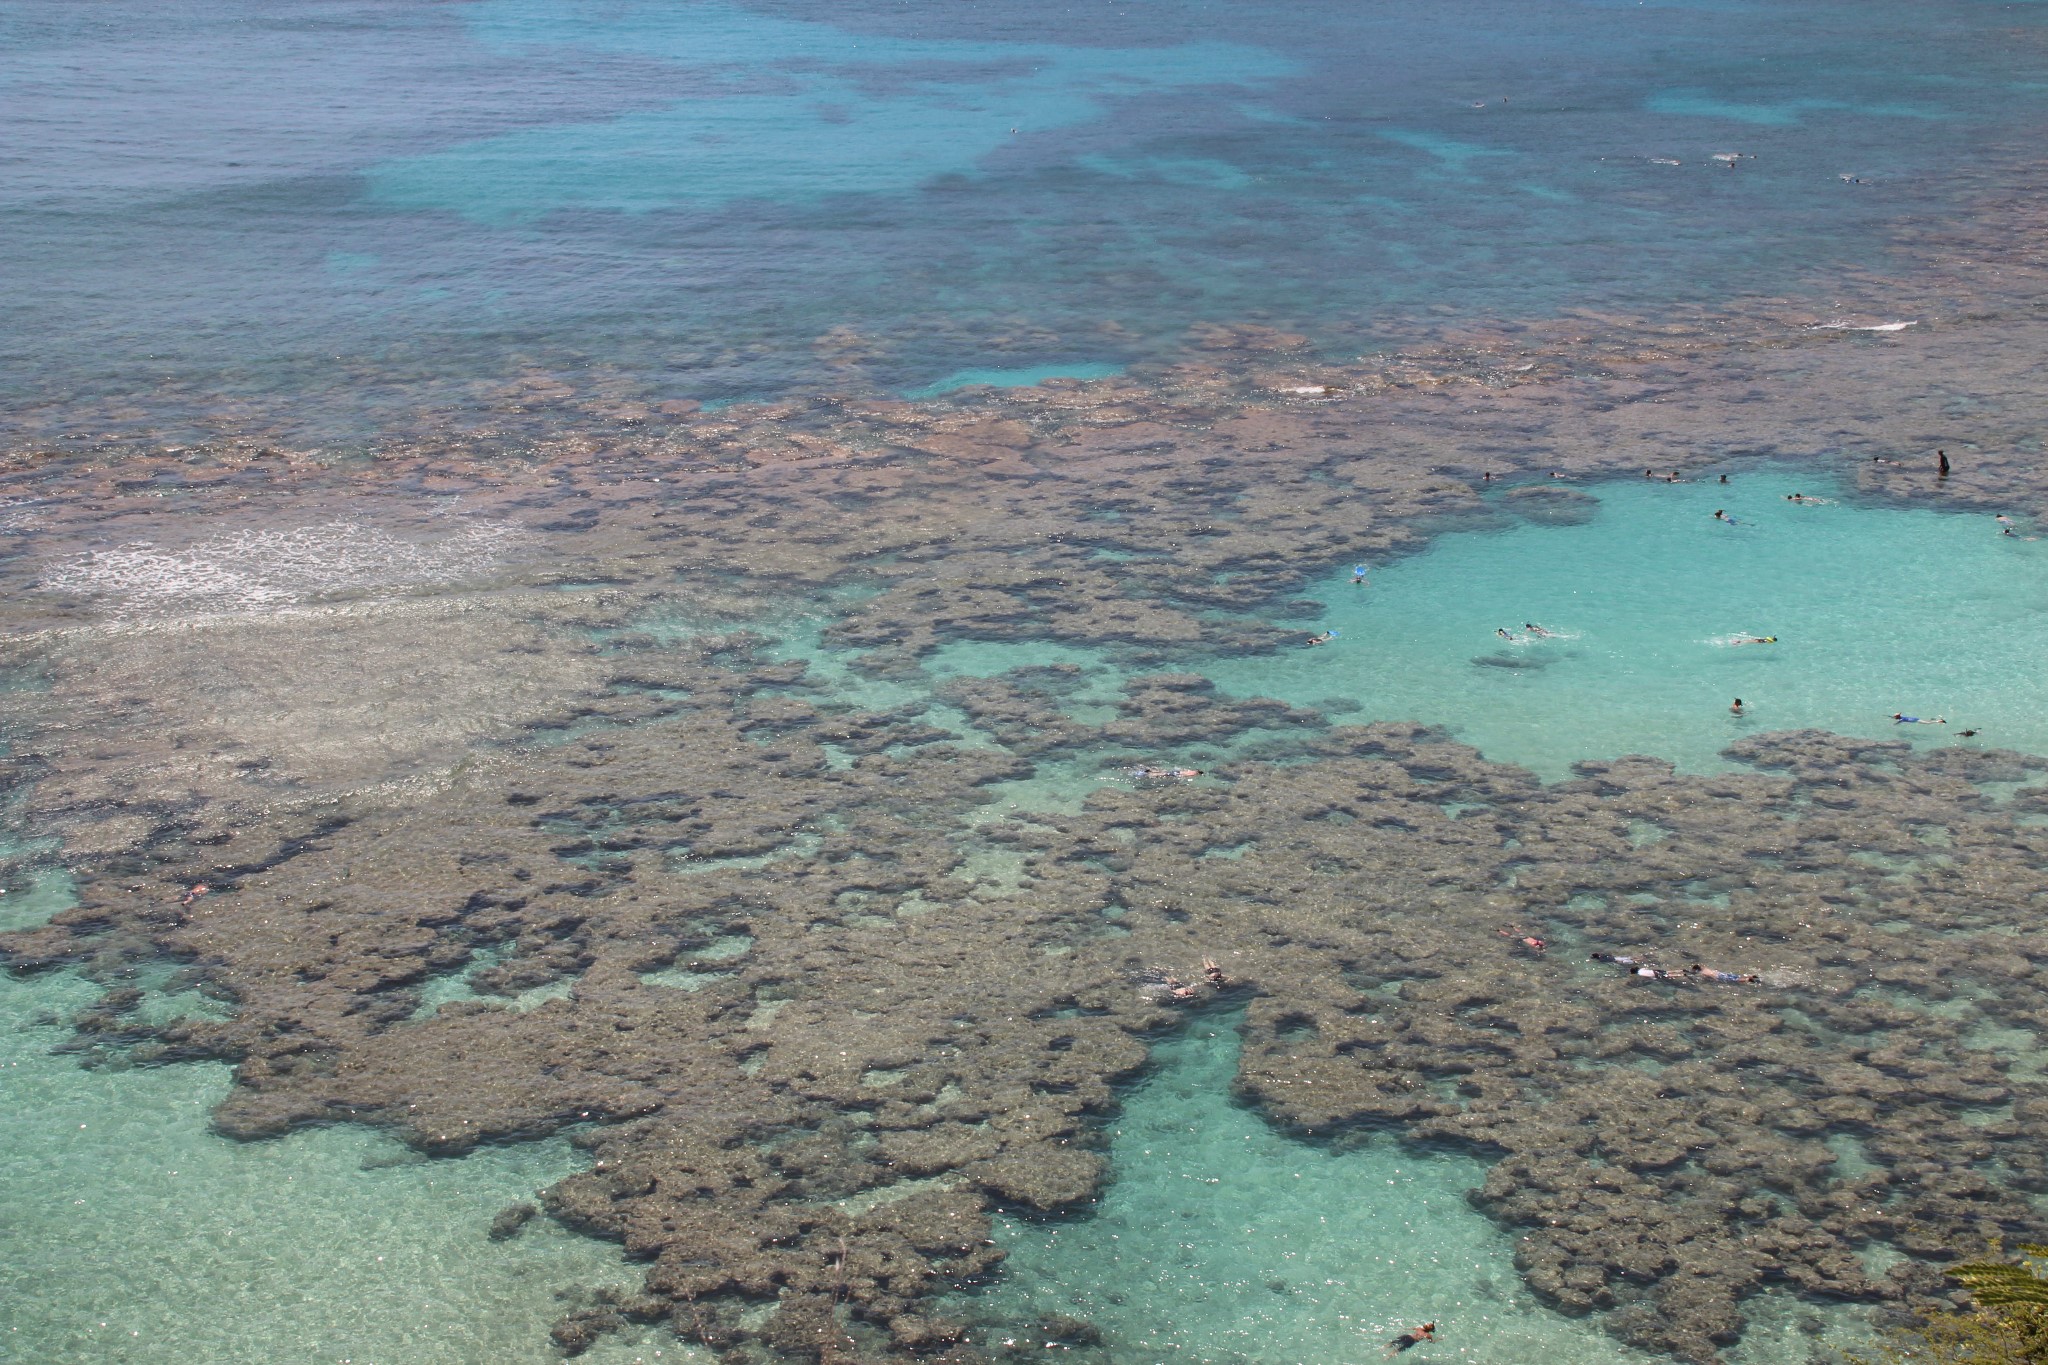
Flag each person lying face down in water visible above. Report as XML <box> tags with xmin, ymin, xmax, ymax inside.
<box><xmin>1522</xmin><ymin>622</ymin><xmax>1557</xmax><ymax>637</ymax></box>
<box><xmin>1307</xmin><ymin>629</ymin><xmax>1339</xmax><ymax>646</ymax></box>
<box><xmin>1892</xmin><ymin>713</ymin><xmax>1947</xmax><ymax>725</ymax></box>
<box><xmin>1732</xmin><ymin>635</ymin><xmax>1777</xmax><ymax>646</ymax></box>
<box><xmin>1689</xmin><ymin>964</ymin><xmax>1761</xmax><ymax>984</ymax></box>
<box><xmin>1130</xmin><ymin>765</ymin><xmax>1203</xmax><ymax>780</ymax></box>
<box><xmin>1386</xmin><ymin>1323</ymin><xmax>1438</xmax><ymax>1356</ymax></box>
<box><xmin>1593</xmin><ymin>953</ymin><xmax>1683</xmax><ymax>980</ymax></box>
<box><xmin>1498</xmin><ymin>926</ymin><xmax>1546</xmax><ymax>954</ymax></box>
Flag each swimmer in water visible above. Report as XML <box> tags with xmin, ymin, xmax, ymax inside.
<box><xmin>1712</xmin><ymin>509</ymin><xmax>1744</xmax><ymax>524</ymax></box>
<box><xmin>1131</xmin><ymin>765</ymin><xmax>1203</xmax><ymax>780</ymax></box>
<box><xmin>1386</xmin><ymin>1323</ymin><xmax>1438</xmax><ymax>1356</ymax></box>
<box><xmin>1523</xmin><ymin>623</ymin><xmax>1556</xmax><ymax>638</ymax></box>
<box><xmin>1960</xmin><ymin>729</ymin><xmax>1980</xmax><ymax>738</ymax></box>
<box><xmin>1689</xmin><ymin>964</ymin><xmax>1761</xmax><ymax>984</ymax></box>
<box><xmin>1496</xmin><ymin>627</ymin><xmax>1520</xmax><ymax>642</ymax></box>
<box><xmin>1731</xmin><ymin>698</ymin><xmax>1744</xmax><ymax>716</ymax></box>
<box><xmin>1892</xmin><ymin>714</ymin><xmax>1947</xmax><ymax>725</ymax></box>
<box><xmin>1590</xmin><ymin>952</ymin><xmax>1642</xmax><ymax>966</ymax></box>
<box><xmin>1307</xmin><ymin>629</ymin><xmax>1338</xmax><ymax>646</ymax></box>
<box><xmin>1352</xmin><ymin>564</ymin><xmax>1369</xmax><ymax>586</ymax></box>
<box><xmin>1731</xmin><ymin>636</ymin><xmax>1777</xmax><ymax>646</ymax></box>
<box><xmin>1498</xmin><ymin>926</ymin><xmax>1547</xmax><ymax>954</ymax></box>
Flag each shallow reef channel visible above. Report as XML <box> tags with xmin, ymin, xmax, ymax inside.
<box><xmin>969</xmin><ymin>1014</ymin><xmax>1692</xmax><ymax>1365</ymax></box>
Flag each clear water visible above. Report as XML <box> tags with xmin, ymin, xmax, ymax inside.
<box><xmin>1205</xmin><ymin>469</ymin><xmax>2048</xmax><ymax>777</ymax></box>
<box><xmin>977</xmin><ymin>1020</ymin><xmax>1666</xmax><ymax>1364</ymax></box>
<box><xmin>9</xmin><ymin>0</ymin><xmax>2048</xmax><ymax>433</ymax></box>
<box><xmin>755</xmin><ymin>467</ymin><xmax>2048</xmax><ymax>782</ymax></box>
<box><xmin>0</xmin><ymin>968</ymin><xmax>688</xmax><ymax>1365</ymax></box>
<box><xmin>8</xmin><ymin>0</ymin><xmax>2048</xmax><ymax>1355</ymax></box>
<box><xmin>903</xmin><ymin>363</ymin><xmax>1126</xmax><ymax>400</ymax></box>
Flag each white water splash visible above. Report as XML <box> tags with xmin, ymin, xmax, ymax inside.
<box><xmin>40</xmin><ymin>520</ymin><xmax>528</xmax><ymax>615</ymax></box>
<box><xmin>1809</xmin><ymin>319</ymin><xmax>1918</xmax><ymax>332</ymax></box>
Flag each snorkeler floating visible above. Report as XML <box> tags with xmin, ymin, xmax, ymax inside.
<box><xmin>1386</xmin><ymin>1323</ymin><xmax>1438</xmax><ymax>1357</ymax></box>
<box><xmin>180</xmin><ymin>883</ymin><xmax>210</xmax><ymax>908</ymax></box>
<box><xmin>1352</xmin><ymin>564</ymin><xmax>1370</xmax><ymax>586</ymax></box>
<box><xmin>1712</xmin><ymin>509</ymin><xmax>1743</xmax><ymax>524</ymax></box>
<box><xmin>1522</xmin><ymin>622</ymin><xmax>1557</xmax><ymax>638</ymax></box>
<box><xmin>1129</xmin><ymin>765</ymin><xmax>1203</xmax><ymax>781</ymax></box>
<box><xmin>1307</xmin><ymin>629</ymin><xmax>1338</xmax><ymax>646</ymax></box>
<box><xmin>1498</xmin><ymin>926</ymin><xmax>1547</xmax><ymax>954</ymax></box>
<box><xmin>1892</xmin><ymin>714</ymin><xmax>1947</xmax><ymax>725</ymax></box>
<box><xmin>1138</xmin><ymin>963</ymin><xmax>1230</xmax><ymax>1003</ymax></box>
<box><xmin>1591</xmin><ymin>952</ymin><xmax>1683</xmax><ymax>981</ymax></box>
<box><xmin>1592</xmin><ymin>952</ymin><xmax>1760</xmax><ymax>985</ymax></box>
<box><xmin>1731</xmin><ymin>635</ymin><xmax>1777</xmax><ymax>646</ymax></box>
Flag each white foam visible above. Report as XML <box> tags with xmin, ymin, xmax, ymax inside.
<box><xmin>1809</xmin><ymin>319</ymin><xmax>1918</xmax><ymax>332</ymax></box>
<box><xmin>40</xmin><ymin>520</ymin><xmax>528</xmax><ymax>616</ymax></box>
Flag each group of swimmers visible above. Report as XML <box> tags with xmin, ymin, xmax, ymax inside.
<box><xmin>1144</xmin><ymin>958</ymin><xmax>1232</xmax><ymax>1003</ymax></box>
<box><xmin>1493</xmin><ymin>932</ymin><xmax>1760</xmax><ymax>983</ymax></box>
<box><xmin>1590</xmin><ymin>952</ymin><xmax>1760</xmax><ymax>984</ymax></box>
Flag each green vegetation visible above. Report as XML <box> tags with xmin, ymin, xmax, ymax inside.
<box><xmin>1854</xmin><ymin>1247</ymin><xmax>2048</xmax><ymax>1365</ymax></box>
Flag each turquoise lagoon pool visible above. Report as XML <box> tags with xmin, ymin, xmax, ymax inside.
<box><xmin>1206</xmin><ymin>469</ymin><xmax>2047</xmax><ymax>778</ymax></box>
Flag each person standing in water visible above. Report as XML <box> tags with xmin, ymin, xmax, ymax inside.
<box><xmin>1939</xmin><ymin>449</ymin><xmax>1951</xmax><ymax>478</ymax></box>
<box><xmin>1352</xmin><ymin>564</ymin><xmax>1369</xmax><ymax>586</ymax></box>
<box><xmin>1731</xmin><ymin>698</ymin><xmax>1744</xmax><ymax>716</ymax></box>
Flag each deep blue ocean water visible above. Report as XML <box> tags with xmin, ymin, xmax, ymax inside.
<box><xmin>6</xmin><ymin>0</ymin><xmax>2047</xmax><ymax>431</ymax></box>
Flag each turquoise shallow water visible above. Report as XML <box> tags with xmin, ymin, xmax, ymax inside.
<box><xmin>1204</xmin><ymin>470</ymin><xmax>2048</xmax><ymax>777</ymax></box>
<box><xmin>0</xmin><ymin>967</ymin><xmax>687</xmax><ymax>1365</ymax></box>
<box><xmin>977</xmin><ymin>1020</ymin><xmax>1872</xmax><ymax>1364</ymax></box>
<box><xmin>903</xmin><ymin>364</ymin><xmax>1126</xmax><ymax>400</ymax></box>
<box><xmin>757</xmin><ymin>466</ymin><xmax>2048</xmax><ymax>786</ymax></box>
